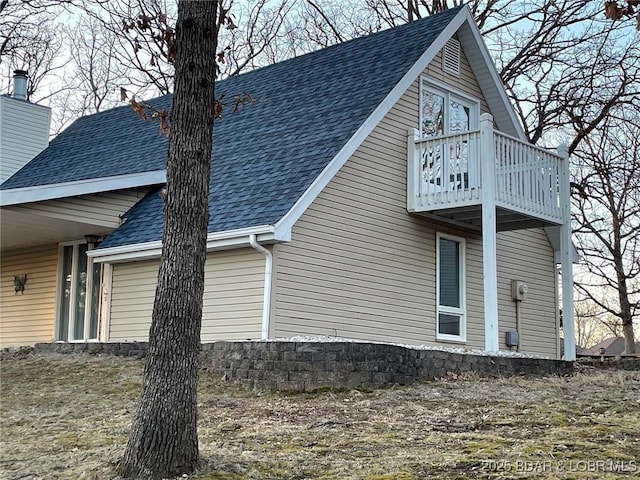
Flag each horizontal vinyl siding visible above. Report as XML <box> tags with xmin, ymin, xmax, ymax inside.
<box><xmin>464</xmin><ymin>236</ymin><xmax>485</xmax><ymax>348</ymax></box>
<box><xmin>425</xmin><ymin>46</ymin><xmax>490</xmax><ymax>113</ymax></box>
<box><xmin>0</xmin><ymin>245</ymin><xmax>57</xmax><ymax>346</ymax></box>
<box><xmin>6</xmin><ymin>190</ymin><xmax>146</xmax><ymax>229</ymax></box>
<box><xmin>273</xmin><ymin>59</ymin><xmax>490</xmax><ymax>348</ymax></box>
<box><xmin>0</xmin><ymin>97</ymin><xmax>50</xmax><ymax>183</ymax></box>
<box><xmin>109</xmin><ymin>260</ymin><xmax>158</xmax><ymax>341</ymax></box>
<box><xmin>201</xmin><ymin>249</ymin><xmax>264</xmax><ymax>341</ymax></box>
<box><xmin>108</xmin><ymin>249</ymin><xmax>264</xmax><ymax>342</ymax></box>
<box><xmin>497</xmin><ymin>229</ymin><xmax>559</xmax><ymax>358</ymax></box>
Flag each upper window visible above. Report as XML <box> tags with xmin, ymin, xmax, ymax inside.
<box><xmin>436</xmin><ymin>233</ymin><xmax>466</xmax><ymax>342</ymax></box>
<box><xmin>420</xmin><ymin>80</ymin><xmax>478</xmax><ymax>139</ymax></box>
<box><xmin>420</xmin><ymin>80</ymin><xmax>480</xmax><ymax>191</ymax></box>
<box><xmin>56</xmin><ymin>241</ymin><xmax>102</xmax><ymax>341</ymax></box>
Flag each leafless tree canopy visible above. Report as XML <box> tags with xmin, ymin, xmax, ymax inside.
<box><xmin>571</xmin><ymin>108</ymin><xmax>640</xmax><ymax>353</ymax></box>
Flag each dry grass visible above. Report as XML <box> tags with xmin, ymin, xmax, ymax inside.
<box><xmin>1</xmin><ymin>352</ymin><xmax>639</xmax><ymax>480</ymax></box>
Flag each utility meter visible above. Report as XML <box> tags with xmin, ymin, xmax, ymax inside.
<box><xmin>511</xmin><ymin>280</ymin><xmax>528</xmax><ymax>301</ymax></box>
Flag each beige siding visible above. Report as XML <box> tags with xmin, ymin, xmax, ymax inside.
<box><xmin>273</xmin><ymin>55</ymin><xmax>492</xmax><ymax>347</ymax></box>
<box><xmin>273</xmin><ymin>43</ymin><xmax>559</xmax><ymax>356</ymax></box>
<box><xmin>425</xmin><ymin>43</ymin><xmax>490</xmax><ymax>114</ymax></box>
<box><xmin>5</xmin><ymin>190</ymin><xmax>146</xmax><ymax>229</ymax></box>
<box><xmin>0</xmin><ymin>245</ymin><xmax>57</xmax><ymax>346</ymax></box>
<box><xmin>497</xmin><ymin>229</ymin><xmax>559</xmax><ymax>357</ymax></box>
<box><xmin>108</xmin><ymin>248</ymin><xmax>264</xmax><ymax>342</ymax></box>
<box><xmin>0</xmin><ymin>96</ymin><xmax>51</xmax><ymax>183</ymax></box>
<box><xmin>109</xmin><ymin>259</ymin><xmax>157</xmax><ymax>341</ymax></box>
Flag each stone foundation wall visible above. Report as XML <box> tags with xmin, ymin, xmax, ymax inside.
<box><xmin>577</xmin><ymin>357</ymin><xmax>640</xmax><ymax>371</ymax></box>
<box><xmin>34</xmin><ymin>341</ymin><xmax>574</xmax><ymax>392</ymax></box>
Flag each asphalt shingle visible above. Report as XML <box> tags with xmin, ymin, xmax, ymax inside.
<box><xmin>1</xmin><ymin>7</ymin><xmax>461</xmax><ymax>248</ymax></box>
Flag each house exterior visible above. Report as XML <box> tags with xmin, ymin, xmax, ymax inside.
<box><xmin>0</xmin><ymin>7</ymin><xmax>576</xmax><ymax>359</ymax></box>
<box><xmin>577</xmin><ymin>337</ymin><xmax>638</xmax><ymax>358</ymax></box>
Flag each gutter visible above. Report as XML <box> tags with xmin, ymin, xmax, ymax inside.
<box><xmin>249</xmin><ymin>233</ymin><xmax>273</xmax><ymax>340</ymax></box>
<box><xmin>88</xmin><ymin>224</ymin><xmax>291</xmax><ymax>263</ymax></box>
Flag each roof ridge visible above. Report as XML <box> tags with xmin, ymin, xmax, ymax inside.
<box><xmin>123</xmin><ymin>6</ymin><xmax>465</xmax><ymax>107</ymax></box>
<box><xmin>2</xmin><ymin>5</ymin><xmax>465</xmax><ymax>248</ymax></box>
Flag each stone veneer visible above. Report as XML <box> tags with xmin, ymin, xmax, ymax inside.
<box><xmin>33</xmin><ymin>341</ymin><xmax>576</xmax><ymax>392</ymax></box>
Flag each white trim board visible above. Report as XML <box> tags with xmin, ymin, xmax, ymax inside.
<box><xmin>275</xmin><ymin>6</ymin><xmax>523</xmax><ymax>234</ymax></box>
<box><xmin>275</xmin><ymin>9</ymin><xmax>468</xmax><ymax>234</ymax></box>
<box><xmin>455</xmin><ymin>21</ymin><xmax>526</xmax><ymax>140</ymax></box>
<box><xmin>0</xmin><ymin>170</ymin><xmax>167</xmax><ymax>206</ymax></box>
<box><xmin>89</xmin><ymin>225</ymin><xmax>289</xmax><ymax>263</ymax></box>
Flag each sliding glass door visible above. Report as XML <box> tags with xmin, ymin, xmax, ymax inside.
<box><xmin>56</xmin><ymin>242</ymin><xmax>101</xmax><ymax>341</ymax></box>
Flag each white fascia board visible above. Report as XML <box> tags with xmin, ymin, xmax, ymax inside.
<box><xmin>275</xmin><ymin>8</ymin><xmax>469</xmax><ymax>234</ymax></box>
<box><xmin>457</xmin><ymin>15</ymin><xmax>527</xmax><ymax>141</ymax></box>
<box><xmin>0</xmin><ymin>170</ymin><xmax>167</xmax><ymax>206</ymax></box>
<box><xmin>89</xmin><ymin>224</ymin><xmax>289</xmax><ymax>263</ymax></box>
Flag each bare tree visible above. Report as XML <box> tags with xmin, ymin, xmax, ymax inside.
<box><xmin>118</xmin><ymin>0</ymin><xmax>219</xmax><ymax>476</ymax></box>
<box><xmin>574</xmin><ymin>295</ymin><xmax>627</xmax><ymax>348</ymax></box>
<box><xmin>0</xmin><ymin>0</ymin><xmax>106</xmax><ymax>91</ymax></box>
<box><xmin>80</xmin><ymin>0</ymin><xmax>293</xmax><ymax>98</ymax></box>
<box><xmin>1</xmin><ymin>3</ymin><xmax>64</xmax><ymax>98</ymax></box>
<box><xmin>82</xmin><ymin>0</ymin><xmax>178</xmax><ymax>96</ymax></box>
<box><xmin>66</xmin><ymin>16</ymin><xmax>125</xmax><ymax>114</ymax></box>
<box><xmin>572</xmin><ymin>108</ymin><xmax>640</xmax><ymax>354</ymax></box>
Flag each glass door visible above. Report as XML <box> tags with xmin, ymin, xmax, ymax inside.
<box><xmin>56</xmin><ymin>242</ymin><xmax>101</xmax><ymax>341</ymax></box>
<box><xmin>420</xmin><ymin>81</ymin><xmax>479</xmax><ymax>192</ymax></box>
<box><xmin>421</xmin><ymin>89</ymin><xmax>446</xmax><ymax>190</ymax></box>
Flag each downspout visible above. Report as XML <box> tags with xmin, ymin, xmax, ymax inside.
<box><xmin>249</xmin><ymin>234</ymin><xmax>272</xmax><ymax>340</ymax></box>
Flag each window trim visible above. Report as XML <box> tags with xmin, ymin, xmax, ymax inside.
<box><xmin>436</xmin><ymin>232</ymin><xmax>467</xmax><ymax>343</ymax></box>
<box><xmin>419</xmin><ymin>78</ymin><xmax>480</xmax><ymax>138</ymax></box>
<box><xmin>54</xmin><ymin>240</ymin><xmax>102</xmax><ymax>343</ymax></box>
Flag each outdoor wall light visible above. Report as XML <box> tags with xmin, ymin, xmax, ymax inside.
<box><xmin>84</xmin><ymin>234</ymin><xmax>101</xmax><ymax>247</ymax></box>
<box><xmin>14</xmin><ymin>274</ymin><xmax>27</xmax><ymax>294</ymax></box>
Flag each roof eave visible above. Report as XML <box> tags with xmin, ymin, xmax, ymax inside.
<box><xmin>0</xmin><ymin>170</ymin><xmax>167</xmax><ymax>206</ymax></box>
<box><xmin>275</xmin><ymin>6</ymin><xmax>473</xmax><ymax>234</ymax></box>
<box><xmin>455</xmin><ymin>14</ymin><xmax>527</xmax><ymax>140</ymax></box>
<box><xmin>89</xmin><ymin>224</ymin><xmax>290</xmax><ymax>263</ymax></box>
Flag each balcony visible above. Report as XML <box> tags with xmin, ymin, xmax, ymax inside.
<box><xmin>407</xmin><ymin>113</ymin><xmax>569</xmax><ymax>231</ymax></box>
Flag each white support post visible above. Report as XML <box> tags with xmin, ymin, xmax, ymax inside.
<box><xmin>407</xmin><ymin>128</ymin><xmax>421</xmax><ymax>211</ymax></box>
<box><xmin>99</xmin><ymin>263</ymin><xmax>112</xmax><ymax>342</ymax></box>
<box><xmin>558</xmin><ymin>144</ymin><xmax>575</xmax><ymax>361</ymax></box>
<box><xmin>480</xmin><ymin>113</ymin><xmax>499</xmax><ymax>353</ymax></box>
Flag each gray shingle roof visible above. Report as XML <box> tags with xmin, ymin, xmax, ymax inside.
<box><xmin>2</xmin><ymin>7</ymin><xmax>462</xmax><ymax>248</ymax></box>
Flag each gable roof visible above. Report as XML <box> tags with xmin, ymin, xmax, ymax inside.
<box><xmin>579</xmin><ymin>337</ymin><xmax>637</xmax><ymax>357</ymax></box>
<box><xmin>1</xmin><ymin>6</ymin><xmax>524</xmax><ymax>255</ymax></box>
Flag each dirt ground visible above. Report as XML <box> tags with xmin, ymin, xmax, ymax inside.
<box><xmin>1</xmin><ymin>352</ymin><xmax>639</xmax><ymax>480</ymax></box>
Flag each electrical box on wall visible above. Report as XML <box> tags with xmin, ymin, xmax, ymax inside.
<box><xmin>506</xmin><ymin>330</ymin><xmax>519</xmax><ymax>347</ymax></box>
<box><xmin>511</xmin><ymin>280</ymin><xmax>528</xmax><ymax>301</ymax></box>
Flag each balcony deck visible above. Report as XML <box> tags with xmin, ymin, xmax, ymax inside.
<box><xmin>407</xmin><ymin>116</ymin><xmax>567</xmax><ymax>232</ymax></box>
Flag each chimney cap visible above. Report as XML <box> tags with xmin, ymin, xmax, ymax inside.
<box><xmin>11</xmin><ymin>70</ymin><xmax>29</xmax><ymax>101</ymax></box>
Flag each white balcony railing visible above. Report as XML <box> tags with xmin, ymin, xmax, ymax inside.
<box><xmin>407</xmin><ymin>113</ymin><xmax>567</xmax><ymax>225</ymax></box>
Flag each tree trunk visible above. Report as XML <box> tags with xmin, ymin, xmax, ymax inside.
<box><xmin>615</xmin><ymin>234</ymin><xmax>636</xmax><ymax>355</ymax></box>
<box><xmin>119</xmin><ymin>1</ymin><xmax>218</xmax><ymax>477</ymax></box>
<box><xmin>622</xmin><ymin>319</ymin><xmax>636</xmax><ymax>354</ymax></box>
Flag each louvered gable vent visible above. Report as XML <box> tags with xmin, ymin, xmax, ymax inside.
<box><xmin>442</xmin><ymin>37</ymin><xmax>460</xmax><ymax>76</ymax></box>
